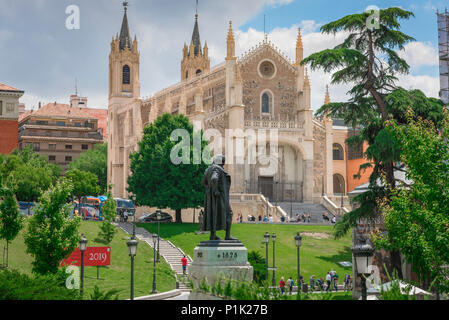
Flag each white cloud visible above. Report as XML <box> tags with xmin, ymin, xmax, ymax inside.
<box><xmin>397</xmin><ymin>41</ymin><xmax>439</xmax><ymax>69</ymax></box>
<box><xmin>265</xmin><ymin>0</ymin><xmax>294</xmax><ymax>8</ymax></box>
<box><xmin>397</xmin><ymin>74</ymin><xmax>440</xmax><ymax>98</ymax></box>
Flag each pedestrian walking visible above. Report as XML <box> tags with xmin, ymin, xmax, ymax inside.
<box><xmin>309</xmin><ymin>275</ymin><xmax>315</xmax><ymax>292</ymax></box>
<box><xmin>325</xmin><ymin>272</ymin><xmax>332</xmax><ymax>292</ymax></box>
<box><xmin>181</xmin><ymin>255</ymin><xmax>188</xmax><ymax>275</ymax></box>
<box><xmin>258</xmin><ymin>215</ymin><xmax>262</xmax><ymax>222</ymax></box>
<box><xmin>317</xmin><ymin>277</ymin><xmax>324</xmax><ymax>291</ymax></box>
<box><xmin>334</xmin><ymin>273</ymin><xmax>339</xmax><ymax>291</ymax></box>
<box><xmin>307</xmin><ymin>212</ymin><xmax>311</xmax><ymax>223</ymax></box>
<box><xmin>280</xmin><ymin>277</ymin><xmax>286</xmax><ymax>294</ymax></box>
<box><xmin>287</xmin><ymin>276</ymin><xmax>293</xmax><ymax>295</ymax></box>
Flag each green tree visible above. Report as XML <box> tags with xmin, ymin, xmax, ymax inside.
<box><xmin>127</xmin><ymin>113</ymin><xmax>210</xmax><ymax>223</ymax></box>
<box><xmin>98</xmin><ymin>190</ymin><xmax>117</xmax><ymax>244</ymax></box>
<box><xmin>65</xmin><ymin>169</ymin><xmax>101</xmax><ymax>210</ymax></box>
<box><xmin>0</xmin><ymin>183</ymin><xmax>23</xmax><ymax>268</ymax></box>
<box><xmin>1</xmin><ymin>146</ymin><xmax>62</xmax><ymax>214</ymax></box>
<box><xmin>372</xmin><ymin>110</ymin><xmax>449</xmax><ymax>295</ymax></box>
<box><xmin>24</xmin><ymin>179</ymin><xmax>81</xmax><ymax>274</ymax></box>
<box><xmin>69</xmin><ymin>143</ymin><xmax>107</xmax><ymax>194</ymax></box>
<box><xmin>301</xmin><ymin>7</ymin><xmax>445</xmax><ymax>277</ymax></box>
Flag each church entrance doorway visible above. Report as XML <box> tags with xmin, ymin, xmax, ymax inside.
<box><xmin>258</xmin><ymin>176</ymin><xmax>274</xmax><ymax>201</ymax></box>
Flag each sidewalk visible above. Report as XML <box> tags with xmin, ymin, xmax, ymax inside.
<box><xmin>114</xmin><ymin>222</ymin><xmax>192</xmax><ymax>291</ymax></box>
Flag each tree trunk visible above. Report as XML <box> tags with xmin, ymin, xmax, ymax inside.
<box><xmin>6</xmin><ymin>240</ymin><xmax>8</xmax><ymax>268</ymax></box>
<box><xmin>390</xmin><ymin>249</ymin><xmax>403</xmax><ymax>279</ymax></box>
<box><xmin>175</xmin><ymin>209</ymin><xmax>182</xmax><ymax>223</ymax></box>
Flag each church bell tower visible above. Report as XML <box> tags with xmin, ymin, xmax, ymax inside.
<box><xmin>181</xmin><ymin>8</ymin><xmax>210</xmax><ymax>81</ymax></box>
<box><xmin>109</xmin><ymin>2</ymin><xmax>140</xmax><ymax>99</ymax></box>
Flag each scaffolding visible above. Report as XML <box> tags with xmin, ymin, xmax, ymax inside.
<box><xmin>437</xmin><ymin>9</ymin><xmax>449</xmax><ymax>105</ymax></box>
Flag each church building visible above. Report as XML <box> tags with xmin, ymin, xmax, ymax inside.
<box><xmin>107</xmin><ymin>4</ymin><xmax>372</xmax><ymax>217</ymax></box>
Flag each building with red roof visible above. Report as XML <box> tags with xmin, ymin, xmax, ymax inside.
<box><xmin>0</xmin><ymin>83</ymin><xmax>24</xmax><ymax>154</ymax></box>
<box><xmin>18</xmin><ymin>94</ymin><xmax>107</xmax><ymax>172</ymax></box>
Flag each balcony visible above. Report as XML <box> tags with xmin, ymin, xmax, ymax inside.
<box><xmin>18</xmin><ymin>128</ymin><xmax>103</xmax><ymax>141</ymax></box>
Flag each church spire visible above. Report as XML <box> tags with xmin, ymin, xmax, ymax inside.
<box><xmin>119</xmin><ymin>1</ymin><xmax>132</xmax><ymax>50</ymax></box>
<box><xmin>226</xmin><ymin>20</ymin><xmax>236</xmax><ymax>60</ymax></box>
<box><xmin>190</xmin><ymin>11</ymin><xmax>202</xmax><ymax>56</ymax></box>
<box><xmin>304</xmin><ymin>67</ymin><xmax>310</xmax><ymax>88</ymax></box>
<box><xmin>295</xmin><ymin>27</ymin><xmax>303</xmax><ymax>66</ymax></box>
<box><xmin>324</xmin><ymin>85</ymin><xmax>331</xmax><ymax>104</ymax></box>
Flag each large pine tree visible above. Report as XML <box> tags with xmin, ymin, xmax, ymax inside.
<box><xmin>301</xmin><ymin>7</ymin><xmax>445</xmax><ymax>278</ymax></box>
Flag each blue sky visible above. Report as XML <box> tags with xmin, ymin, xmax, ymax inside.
<box><xmin>0</xmin><ymin>0</ymin><xmax>445</xmax><ymax>110</ymax></box>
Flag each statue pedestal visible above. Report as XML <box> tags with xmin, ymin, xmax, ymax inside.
<box><xmin>188</xmin><ymin>240</ymin><xmax>253</xmax><ymax>296</ymax></box>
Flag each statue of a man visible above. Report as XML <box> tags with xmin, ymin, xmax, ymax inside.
<box><xmin>201</xmin><ymin>155</ymin><xmax>237</xmax><ymax>241</ymax></box>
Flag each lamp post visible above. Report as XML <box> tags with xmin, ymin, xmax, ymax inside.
<box><xmin>127</xmin><ymin>237</ymin><xmax>138</xmax><ymax>300</ymax></box>
<box><xmin>295</xmin><ymin>232</ymin><xmax>302</xmax><ymax>289</ymax></box>
<box><xmin>271</xmin><ymin>233</ymin><xmax>276</xmax><ymax>287</ymax></box>
<box><xmin>152</xmin><ymin>233</ymin><xmax>158</xmax><ymax>294</ymax></box>
<box><xmin>156</xmin><ymin>210</ymin><xmax>161</xmax><ymax>263</ymax></box>
<box><xmin>131</xmin><ymin>195</ymin><xmax>136</xmax><ymax>238</ymax></box>
<box><xmin>352</xmin><ymin>238</ymin><xmax>374</xmax><ymax>300</ymax></box>
<box><xmin>79</xmin><ymin>234</ymin><xmax>88</xmax><ymax>298</ymax></box>
<box><xmin>263</xmin><ymin>232</ymin><xmax>270</xmax><ymax>283</ymax></box>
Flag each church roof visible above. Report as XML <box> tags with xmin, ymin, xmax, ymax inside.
<box><xmin>119</xmin><ymin>8</ymin><xmax>132</xmax><ymax>50</ymax></box>
<box><xmin>190</xmin><ymin>14</ymin><xmax>202</xmax><ymax>56</ymax></box>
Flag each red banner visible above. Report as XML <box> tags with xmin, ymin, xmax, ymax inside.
<box><xmin>61</xmin><ymin>247</ymin><xmax>111</xmax><ymax>267</ymax></box>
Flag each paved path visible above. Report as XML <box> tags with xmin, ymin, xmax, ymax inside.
<box><xmin>114</xmin><ymin>222</ymin><xmax>192</xmax><ymax>291</ymax></box>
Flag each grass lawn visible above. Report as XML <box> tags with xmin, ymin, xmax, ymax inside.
<box><xmin>3</xmin><ymin>220</ymin><xmax>176</xmax><ymax>300</ymax></box>
<box><xmin>137</xmin><ymin>222</ymin><xmax>353</xmax><ymax>284</ymax></box>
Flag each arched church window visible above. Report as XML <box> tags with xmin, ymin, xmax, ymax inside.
<box><xmin>196</xmin><ymin>69</ymin><xmax>202</xmax><ymax>76</ymax></box>
<box><xmin>123</xmin><ymin>65</ymin><xmax>130</xmax><ymax>84</ymax></box>
<box><xmin>261</xmin><ymin>91</ymin><xmax>272</xmax><ymax>114</ymax></box>
<box><xmin>333</xmin><ymin>143</ymin><xmax>344</xmax><ymax>160</ymax></box>
<box><xmin>185</xmin><ymin>71</ymin><xmax>189</xmax><ymax>79</ymax></box>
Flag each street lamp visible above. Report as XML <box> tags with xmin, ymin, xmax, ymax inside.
<box><xmin>152</xmin><ymin>233</ymin><xmax>158</xmax><ymax>294</ymax></box>
<box><xmin>271</xmin><ymin>233</ymin><xmax>276</xmax><ymax>287</ymax></box>
<box><xmin>156</xmin><ymin>210</ymin><xmax>161</xmax><ymax>262</ymax></box>
<box><xmin>263</xmin><ymin>232</ymin><xmax>270</xmax><ymax>282</ymax></box>
<box><xmin>79</xmin><ymin>234</ymin><xmax>88</xmax><ymax>298</ymax></box>
<box><xmin>131</xmin><ymin>195</ymin><xmax>137</xmax><ymax>238</ymax></box>
<box><xmin>295</xmin><ymin>233</ymin><xmax>302</xmax><ymax>291</ymax></box>
<box><xmin>127</xmin><ymin>237</ymin><xmax>138</xmax><ymax>300</ymax></box>
<box><xmin>352</xmin><ymin>238</ymin><xmax>374</xmax><ymax>300</ymax></box>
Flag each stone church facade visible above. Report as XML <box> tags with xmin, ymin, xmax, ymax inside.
<box><xmin>107</xmin><ymin>6</ymin><xmax>369</xmax><ymax>210</ymax></box>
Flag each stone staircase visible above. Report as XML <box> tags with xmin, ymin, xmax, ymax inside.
<box><xmin>277</xmin><ymin>202</ymin><xmax>341</xmax><ymax>224</ymax></box>
<box><xmin>114</xmin><ymin>222</ymin><xmax>192</xmax><ymax>291</ymax></box>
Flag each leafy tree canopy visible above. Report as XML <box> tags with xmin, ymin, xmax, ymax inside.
<box><xmin>68</xmin><ymin>143</ymin><xmax>107</xmax><ymax>194</ymax></box>
<box><xmin>127</xmin><ymin>113</ymin><xmax>210</xmax><ymax>222</ymax></box>
<box><xmin>65</xmin><ymin>169</ymin><xmax>101</xmax><ymax>201</ymax></box>
<box><xmin>372</xmin><ymin>109</ymin><xmax>449</xmax><ymax>293</ymax></box>
<box><xmin>24</xmin><ymin>179</ymin><xmax>81</xmax><ymax>274</ymax></box>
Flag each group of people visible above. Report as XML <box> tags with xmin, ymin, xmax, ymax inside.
<box><xmin>278</xmin><ymin>271</ymin><xmax>352</xmax><ymax>294</ymax></box>
<box><xmin>293</xmin><ymin>212</ymin><xmax>312</xmax><ymax>223</ymax></box>
<box><xmin>309</xmin><ymin>271</ymin><xmax>352</xmax><ymax>292</ymax></box>
<box><xmin>322</xmin><ymin>213</ymin><xmax>337</xmax><ymax>224</ymax></box>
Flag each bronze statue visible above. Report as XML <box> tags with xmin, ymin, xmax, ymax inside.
<box><xmin>201</xmin><ymin>155</ymin><xmax>237</xmax><ymax>241</ymax></box>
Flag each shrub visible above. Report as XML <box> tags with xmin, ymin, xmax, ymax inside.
<box><xmin>0</xmin><ymin>268</ymin><xmax>80</xmax><ymax>300</ymax></box>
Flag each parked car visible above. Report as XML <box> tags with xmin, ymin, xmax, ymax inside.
<box><xmin>114</xmin><ymin>198</ymin><xmax>136</xmax><ymax>220</ymax></box>
<box><xmin>18</xmin><ymin>202</ymin><xmax>36</xmax><ymax>216</ymax></box>
<box><xmin>138</xmin><ymin>211</ymin><xmax>173</xmax><ymax>223</ymax></box>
